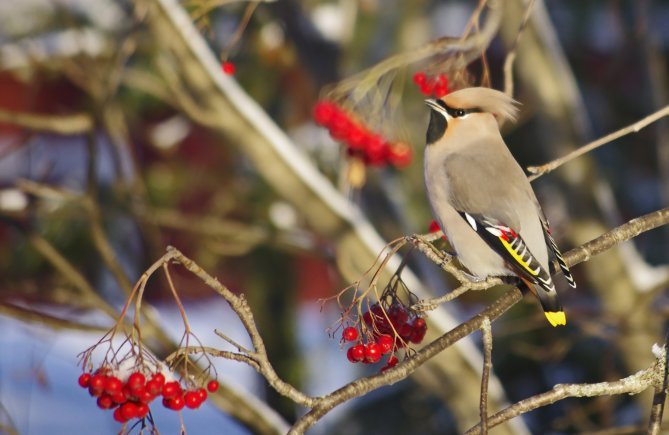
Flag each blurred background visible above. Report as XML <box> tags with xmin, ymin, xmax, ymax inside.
<box><xmin>0</xmin><ymin>0</ymin><xmax>668</xmax><ymax>433</ymax></box>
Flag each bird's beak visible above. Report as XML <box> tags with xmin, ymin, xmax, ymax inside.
<box><xmin>424</xmin><ymin>99</ymin><xmax>441</xmax><ymax>111</ymax></box>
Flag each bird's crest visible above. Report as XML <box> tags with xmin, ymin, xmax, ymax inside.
<box><xmin>442</xmin><ymin>87</ymin><xmax>519</xmax><ymax>124</ymax></box>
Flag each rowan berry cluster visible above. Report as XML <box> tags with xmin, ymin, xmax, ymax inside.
<box><xmin>313</xmin><ymin>100</ymin><xmax>413</xmax><ymax>168</ymax></box>
<box><xmin>341</xmin><ymin>302</ymin><xmax>427</xmax><ymax>371</ymax></box>
<box><xmin>77</xmin><ymin>366</ymin><xmax>220</xmax><ymax>424</ymax></box>
<box><xmin>413</xmin><ymin>72</ymin><xmax>450</xmax><ymax>98</ymax></box>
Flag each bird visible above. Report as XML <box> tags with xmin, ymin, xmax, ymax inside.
<box><xmin>423</xmin><ymin>87</ymin><xmax>576</xmax><ymax>327</ymax></box>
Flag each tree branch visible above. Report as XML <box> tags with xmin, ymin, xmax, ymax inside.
<box><xmin>563</xmin><ymin>208</ymin><xmax>669</xmax><ymax>267</ymax></box>
<box><xmin>528</xmin><ymin>105</ymin><xmax>669</xmax><ymax>180</ymax></box>
<box><xmin>0</xmin><ymin>109</ymin><xmax>93</xmax><ymax>134</ymax></box>
<box><xmin>465</xmin><ymin>353</ymin><xmax>665</xmax><ymax>434</ymax></box>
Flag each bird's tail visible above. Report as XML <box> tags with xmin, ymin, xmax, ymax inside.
<box><xmin>518</xmin><ymin>277</ymin><xmax>566</xmax><ymax>327</ymax></box>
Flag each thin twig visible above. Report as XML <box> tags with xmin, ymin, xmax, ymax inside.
<box><xmin>480</xmin><ymin>317</ymin><xmax>493</xmax><ymax>435</ymax></box>
<box><xmin>528</xmin><ymin>105</ymin><xmax>669</xmax><ymax>180</ymax></box>
<box><xmin>214</xmin><ymin>329</ymin><xmax>253</xmax><ymax>355</ymax></box>
<box><xmin>503</xmin><ymin>0</ymin><xmax>535</xmax><ymax>98</ymax></box>
<box><xmin>167</xmin><ymin>345</ymin><xmax>260</xmax><ymax>371</ymax></box>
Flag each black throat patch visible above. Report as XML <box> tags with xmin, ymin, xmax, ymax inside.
<box><xmin>426</xmin><ymin>109</ymin><xmax>447</xmax><ymax>145</ymax></box>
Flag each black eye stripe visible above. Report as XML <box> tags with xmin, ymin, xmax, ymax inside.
<box><xmin>436</xmin><ymin>100</ymin><xmax>482</xmax><ymax>118</ymax></box>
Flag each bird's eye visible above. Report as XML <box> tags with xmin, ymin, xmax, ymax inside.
<box><xmin>456</xmin><ymin>109</ymin><xmax>466</xmax><ymax>117</ymax></box>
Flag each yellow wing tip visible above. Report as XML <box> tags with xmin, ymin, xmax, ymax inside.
<box><xmin>545</xmin><ymin>311</ymin><xmax>566</xmax><ymax>327</ymax></box>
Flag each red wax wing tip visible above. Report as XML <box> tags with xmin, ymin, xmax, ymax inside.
<box><xmin>428</xmin><ymin>220</ymin><xmax>441</xmax><ymax>233</ymax></box>
<box><xmin>222</xmin><ymin>61</ymin><xmax>235</xmax><ymax>75</ymax></box>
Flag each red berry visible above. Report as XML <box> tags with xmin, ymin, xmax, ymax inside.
<box><xmin>381</xmin><ymin>355</ymin><xmax>400</xmax><ymax>372</ymax></box>
<box><xmin>150</xmin><ymin>373</ymin><xmax>166</xmax><ymax>386</ymax></box>
<box><xmin>387</xmin><ymin>142</ymin><xmax>413</xmax><ymax>168</ymax></box>
<box><xmin>136</xmin><ymin>388</ymin><xmax>154</xmax><ymax>404</ymax></box>
<box><xmin>78</xmin><ymin>373</ymin><xmax>91</xmax><ymax>388</ymax></box>
<box><xmin>222</xmin><ymin>61</ymin><xmax>235</xmax><ymax>75</ymax></box>
<box><xmin>412</xmin><ymin>72</ymin><xmax>427</xmax><ymax>85</ymax></box>
<box><xmin>313</xmin><ymin>101</ymin><xmax>337</xmax><ymax>126</ymax></box>
<box><xmin>410</xmin><ymin>318</ymin><xmax>428</xmax><ymax>343</ymax></box>
<box><xmin>346</xmin><ymin>347</ymin><xmax>357</xmax><ymax>363</ymax></box>
<box><xmin>145</xmin><ymin>380</ymin><xmax>162</xmax><ymax>397</ymax></box>
<box><xmin>329</xmin><ymin>113</ymin><xmax>354</xmax><ymax>141</ymax></box>
<box><xmin>433</xmin><ymin>85</ymin><xmax>448</xmax><ymax>98</ymax></box>
<box><xmin>342</xmin><ymin>327</ymin><xmax>358</xmax><ymax>342</ymax></box>
<box><xmin>363</xmin><ymin>135</ymin><xmax>389</xmax><ymax>166</ymax></box>
<box><xmin>105</xmin><ymin>376</ymin><xmax>123</xmax><ymax>394</ymax></box>
<box><xmin>162</xmin><ymin>381</ymin><xmax>181</xmax><ymax>399</ymax></box>
<box><xmin>367</xmin><ymin>303</ymin><xmax>391</xmax><ymax>333</ymax></box>
<box><xmin>420</xmin><ymin>81</ymin><xmax>433</xmax><ymax>96</ymax></box>
<box><xmin>207</xmin><ymin>380</ymin><xmax>220</xmax><ymax>393</ymax></box>
<box><xmin>120</xmin><ymin>402</ymin><xmax>139</xmax><ymax>420</ymax></box>
<box><xmin>136</xmin><ymin>402</ymin><xmax>149</xmax><ymax>418</ymax></box>
<box><xmin>377</xmin><ymin>334</ymin><xmax>394</xmax><ymax>354</ymax></box>
<box><xmin>410</xmin><ymin>329</ymin><xmax>427</xmax><ymax>343</ymax></box>
<box><xmin>346</xmin><ymin>125</ymin><xmax>368</xmax><ymax>150</ymax></box>
<box><xmin>111</xmin><ymin>391</ymin><xmax>127</xmax><ymax>404</ymax></box>
<box><xmin>113</xmin><ymin>407</ymin><xmax>127</xmax><ymax>423</ymax></box>
<box><xmin>362</xmin><ymin>310</ymin><xmax>373</xmax><ymax>326</ymax></box>
<box><xmin>364</xmin><ymin>342</ymin><xmax>382</xmax><ymax>363</ymax></box>
<box><xmin>388</xmin><ymin>303</ymin><xmax>409</xmax><ymax>329</ymax></box>
<box><xmin>184</xmin><ymin>391</ymin><xmax>201</xmax><ymax>409</ymax></box>
<box><xmin>127</xmin><ymin>372</ymin><xmax>145</xmax><ymax>389</ymax></box>
<box><xmin>398</xmin><ymin>322</ymin><xmax>414</xmax><ymax>340</ymax></box>
<box><xmin>97</xmin><ymin>394</ymin><xmax>115</xmax><ymax>409</ymax></box>
<box><xmin>347</xmin><ymin>344</ymin><xmax>365</xmax><ymax>363</ymax></box>
<box><xmin>163</xmin><ymin>391</ymin><xmax>186</xmax><ymax>410</ymax></box>
<box><xmin>197</xmin><ymin>388</ymin><xmax>208</xmax><ymax>402</ymax></box>
<box><xmin>412</xmin><ymin>317</ymin><xmax>427</xmax><ymax>330</ymax></box>
<box><xmin>89</xmin><ymin>374</ymin><xmax>106</xmax><ymax>391</ymax></box>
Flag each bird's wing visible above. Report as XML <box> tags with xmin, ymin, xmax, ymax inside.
<box><xmin>457</xmin><ymin>211</ymin><xmax>554</xmax><ymax>292</ymax></box>
<box><xmin>442</xmin><ymin>149</ymin><xmax>529</xmax><ymax>230</ymax></box>
<box><xmin>457</xmin><ymin>211</ymin><xmax>565</xmax><ymax>326</ymax></box>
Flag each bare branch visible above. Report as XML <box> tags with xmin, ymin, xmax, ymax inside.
<box><xmin>528</xmin><ymin>105</ymin><xmax>669</xmax><ymax>180</ymax></box>
<box><xmin>563</xmin><ymin>208</ymin><xmax>669</xmax><ymax>267</ymax></box>
<box><xmin>647</xmin><ymin>336</ymin><xmax>669</xmax><ymax>434</ymax></box>
<box><xmin>465</xmin><ymin>354</ymin><xmax>665</xmax><ymax>434</ymax></box>
<box><xmin>0</xmin><ymin>109</ymin><xmax>93</xmax><ymax>134</ymax></box>
<box><xmin>289</xmin><ymin>288</ymin><xmax>525</xmax><ymax>434</ymax></box>
<box><xmin>503</xmin><ymin>0</ymin><xmax>535</xmax><ymax>98</ymax></box>
<box><xmin>164</xmin><ymin>246</ymin><xmax>317</xmax><ymax>408</ymax></box>
<box><xmin>480</xmin><ymin>317</ymin><xmax>493</xmax><ymax>435</ymax></box>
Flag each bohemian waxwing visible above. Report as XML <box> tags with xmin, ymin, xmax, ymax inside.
<box><xmin>423</xmin><ymin>87</ymin><xmax>575</xmax><ymax>327</ymax></box>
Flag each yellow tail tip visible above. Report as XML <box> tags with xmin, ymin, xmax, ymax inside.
<box><xmin>545</xmin><ymin>311</ymin><xmax>566</xmax><ymax>327</ymax></box>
